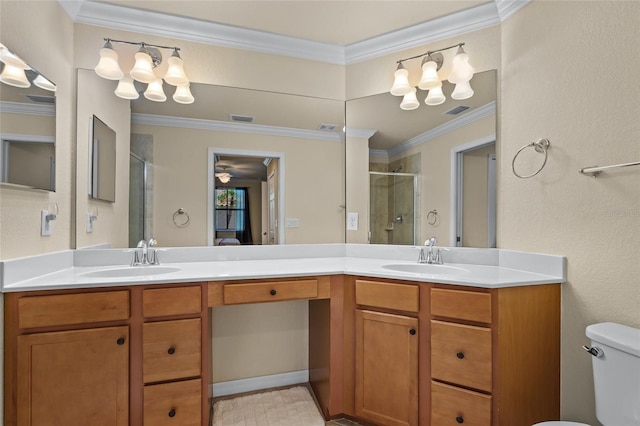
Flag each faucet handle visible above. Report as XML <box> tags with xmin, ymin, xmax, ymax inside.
<box><xmin>148</xmin><ymin>238</ymin><xmax>158</xmax><ymax>248</ymax></box>
<box><xmin>424</xmin><ymin>237</ymin><xmax>437</xmax><ymax>246</ymax></box>
<box><xmin>136</xmin><ymin>239</ymin><xmax>147</xmax><ymax>249</ymax></box>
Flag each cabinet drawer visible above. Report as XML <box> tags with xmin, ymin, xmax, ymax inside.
<box><xmin>143</xmin><ymin>318</ymin><xmax>201</xmax><ymax>383</ymax></box>
<box><xmin>431</xmin><ymin>381</ymin><xmax>491</xmax><ymax>426</ymax></box>
<box><xmin>18</xmin><ymin>290</ymin><xmax>129</xmax><ymax>329</ymax></box>
<box><xmin>223</xmin><ymin>279</ymin><xmax>318</xmax><ymax>304</ymax></box>
<box><xmin>143</xmin><ymin>286</ymin><xmax>202</xmax><ymax>318</ymax></box>
<box><xmin>431</xmin><ymin>288</ymin><xmax>492</xmax><ymax>323</ymax></box>
<box><xmin>144</xmin><ymin>379</ymin><xmax>201</xmax><ymax>426</ymax></box>
<box><xmin>355</xmin><ymin>280</ymin><xmax>419</xmax><ymax>313</ymax></box>
<box><xmin>431</xmin><ymin>320</ymin><xmax>492</xmax><ymax>392</ymax></box>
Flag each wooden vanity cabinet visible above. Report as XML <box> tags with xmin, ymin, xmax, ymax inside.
<box><xmin>353</xmin><ymin>279</ymin><xmax>420</xmax><ymax>426</ymax></box>
<box><xmin>4</xmin><ymin>283</ymin><xmax>209</xmax><ymax>426</ymax></box>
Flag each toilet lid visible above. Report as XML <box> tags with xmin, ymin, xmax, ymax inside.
<box><xmin>532</xmin><ymin>422</ymin><xmax>591</xmax><ymax>426</ymax></box>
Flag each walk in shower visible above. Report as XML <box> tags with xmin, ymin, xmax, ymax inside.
<box><xmin>369</xmin><ymin>171</ymin><xmax>418</xmax><ymax>245</ymax></box>
<box><xmin>129</xmin><ymin>153</ymin><xmax>148</xmax><ymax>247</ymax></box>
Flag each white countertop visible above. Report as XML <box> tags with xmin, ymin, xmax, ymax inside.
<box><xmin>0</xmin><ymin>244</ymin><xmax>566</xmax><ymax>292</ymax></box>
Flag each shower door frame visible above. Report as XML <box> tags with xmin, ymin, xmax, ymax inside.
<box><xmin>368</xmin><ymin>171</ymin><xmax>420</xmax><ymax>245</ymax></box>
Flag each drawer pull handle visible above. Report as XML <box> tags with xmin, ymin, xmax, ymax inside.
<box><xmin>168</xmin><ymin>347</ymin><xmax>176</xmax><ymax>355</ymax></box>
<box><xmin>270</xmin><ymin>289</ymin><xmax>277</xmax><ymax>296</ymax></box>
<box><xmin>456</xmin><ymin>351</ymin><xmax>465</xmax><ymax>359</ymax></box>
<box><xmin>168</xmin><ymin>408</ymin><xmax>176</xmax><ymax>418</ymax></box>
<box><xmin>116</xmin><ymin>337</ymin><xmax>126</xmax><ymax>346</ymax></box>
<box><xmin>409</xmin><ymin>328</ymin><xmax>416</xmax><ymax>335</ymax></box>
<box><xmin>456</xmin><ymin>415</ymin><xmax>464</xmax><ymax>423</ymax></box>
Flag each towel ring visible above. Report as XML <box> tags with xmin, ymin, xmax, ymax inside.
<box><xmin>512</xmin><ymin>138</ymin><xmax>551</xmax><ymax>179</ymax></box>
<box><xmin>172</xmin><ymin>208</ymin><xmax>190</xmax><ymax>228</ymax></box>
<box><xmin>427</xmin><ymin>209</ymin><xmax>439</xmax><ymax>226</ymax></box>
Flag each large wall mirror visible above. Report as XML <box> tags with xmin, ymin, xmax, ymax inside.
<box><xmin>0</xmin><ymin>44</ymin><xmax>57</xmax><ymax>191</ymax></box>
<box><xmin>78</xmin><ymin>80</ymin><xmax>346</xmax><ymax>248</ymax></box>
<box><xmin>346</xmin><ymin>69</ymin><xmax>497</xmax><ymax>248</ymax></box>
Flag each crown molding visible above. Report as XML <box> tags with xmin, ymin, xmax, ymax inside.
<box><xmin>0</xmin><ymin>101</ymin><xmax>55</xmax><ymax>116</ymax></box>
<box><xmin>345</xmin><ymin>2</ymin><xmax>500</xmax><ymax>64</ymax></box>
<box><xmin>63</xmin><ymin>0</ymin><xmax>345</xmax><ymax>64</ymax></box>
<box><xmin>381</xmin><ymin>101</ymin><xmax>496</xmax><ymax>159</ymax></box>
<box><xmin>58</xmin><ymin>0</ymin><xmax>527</xmax><ymax>66</ymax></box>
<box><xmin>495</xmin><ymin>0</ymin><xmax>531</xmax><ymax>22</ymax></box>
<box><xmin>131</xmin><ymin>113</ymin><xmax>342</xmax><ymax>142</ymax></box>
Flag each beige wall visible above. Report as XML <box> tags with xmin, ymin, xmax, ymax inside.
<box><xmin>0</xmin><ymin>0</ymin><xmax>74</xmax><ymax>259</ymax></box>
<box><xmin>131</xmin><ymin>123</ymin><xmax>345</xmax><ymax>247</ymax></box>
<box><xmin>462</xmin><ymin>144</ymin><xmax>495</xmax><ymax>247</ymax></box>
<box><xmin>345</xmin><ymin>135</ymin><xmax>370</xmax><ymax>243</ymax></box>
<box><xmin>75</xmin><ymin>70</ymin><xmax>131</xmax><ymax>249</ymax></box>
<box><xmin>500</xmin><ymin>2</ymin><xmax>640</xmax><ymax>423</ymax></box>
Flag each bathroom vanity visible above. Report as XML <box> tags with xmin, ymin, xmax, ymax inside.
<box><xmin>1</xmin><ymin>245</ymin><xmax>564</xmax><ymax>426</ymax></box>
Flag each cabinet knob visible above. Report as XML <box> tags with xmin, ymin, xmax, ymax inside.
<box><xmin>168</xmin><ymin>408</ymin><xmax>176</xmax><ymax>418</ymax></box>
<box><xmin>168</xmin><ymin>347</ymin><xmax>176</xmax><ymax>355</ymax></box>
<box><xmin>270</xmin><ymin>289</ymin><xmax>277</xmax><ymax>296</ymax></box>
<box><xmin>409</xmin><ymin>328</ymin><xmax>416</xmax><ymax>335</ymax></box>
<box><xmin>456</xmin><ymin>351</ymin><xmax>465</xmax><ymax>359</ymax></box>
<box><xmin>116</xmin><ymin>337</ymin><xmax>126</xmax><ymax>346</ymax></box>
<box><xmin>456</xmin><ymin>415</ymin><xmax>464</xmax><ymax>423</ymax></box>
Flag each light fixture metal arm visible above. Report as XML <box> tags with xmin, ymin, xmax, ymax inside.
<box><xmin>103</xmin><ymin>38</ymin><xmax>181</xmax><ymax>52</ymax></box>
<box><xmin>395</xmin><ymin>42</ymin><xmax>465</xmax><ymax>65</ymax></box>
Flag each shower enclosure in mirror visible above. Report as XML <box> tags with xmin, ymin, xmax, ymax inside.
<box><xmin>369</xmin><ymin>171</ymin><xmax>418</xmax><ymax>245</ymax></box>
<box><xmin>89</xmin><ymin>115</ymin><xmax>117</xmax><ymax>202</ymax></box>
<box><xmin>0</xmin><ymin>44</ymin><xmax>57</xmax><ymax>191</ymax></box>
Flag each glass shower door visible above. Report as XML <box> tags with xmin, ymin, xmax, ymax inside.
<box><xmin>369</xmin><ymin>172</ymin><xmax>417</xmax><ymax>245</ymax></box>
<box><xmin>129</xmin><ymin>154</ymin><xmax>146</xmax><ymax>247</ymax></box>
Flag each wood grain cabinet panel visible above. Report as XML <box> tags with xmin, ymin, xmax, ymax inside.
<box><xmin>355</xmin><ymin>280</ymin><xmax>419</xmax><ymax>313</ymax></box>
<box><xmin>431</xmin><ymin>320</ymin><xmax>492</xmax><ymax>392</ymax></box>
<box><xmin>431</xmin><ymin>381</ymin><xmax>491</xmax><ymax>426</ymax></box>
<box><xmin>143</xmin><ymin>286</ymin><xmax>201</xmax><ymax>318</ymax></box>
<box><xmin>18</xmin><ymin>290</ymin><xmax>129</xmax><ymax>329</ymax></box>
<box><xmin>144</xmin><ymin>379</ymin><xmax>202</xmax><ymax>426</ymax></box>
<box><xmin>355</xmin><ymin>309</ymin><xmax>418</xmax><ymax>426</ymax></box>
<box><xmin>430</xmin><ymin>288</ymin><xmax>491</xmax><ymax>323</ymax></box>
<box><xmin>143</xmin><ymin>318</ymin><xmax>202</xmax><ymax>384</ymax></box>
<box><xmin>17</xmin><ymin>326</ymin><xmax>129</xmax><ymax>426</ymax></box>
<box><xmin>223</xmin><ymin>279</ymin><xmax>318</xmax><ymax>304</ymax></box>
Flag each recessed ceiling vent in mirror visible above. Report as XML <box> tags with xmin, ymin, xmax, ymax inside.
<box><xmin>229</xmin><ymin>114</ymin><xmax>255</xmax><ymax>123</ymax></box>
<box><xmin>444</xmin><ymin>105</ymin><xmax>470</xmax><ymax>115</ymax></box>
<box><xmin>318</xmin><ymin>123</ymin><xmax>337</xmax><ymax>131</ymax></box>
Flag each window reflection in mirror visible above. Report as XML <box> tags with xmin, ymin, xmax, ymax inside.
<box><xmin>0</xmin><ymin>44</ymin><xmax>56</xmax><ymax>191</ymax></box>
<box><xmin>346</xmin><ymin>69</ymin><xmax>497</xmax><ymax>248</ymax></box>
<box><xmin>90</xmin><ymin>115</ymin><xmax>117</xmax><ymax>202</ymax></box>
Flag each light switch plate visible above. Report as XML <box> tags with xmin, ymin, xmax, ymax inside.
<box><xmin>347</xmin><ymin>212</ymin><xmax>359</xmax><ymax>231</ymax></box>
<box><xmin>286</xmin><ymin>218</ymin><xmax>300</xmax><ymax>228</ymax></box>
<box><xmin>41</xmin><ymin>210</ymin><xmax>52</xmax><ymax>236</ymax></box>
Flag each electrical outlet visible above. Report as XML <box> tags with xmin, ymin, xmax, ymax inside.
<box><xmin>347</xmin><ymin>212</ymin><xmax>359</xmax><ymax>231</ymax></box>
<box><xmin>41</xmin><ymin>210</ymin><xmax>53</xmax><ymax>236</ymax></box>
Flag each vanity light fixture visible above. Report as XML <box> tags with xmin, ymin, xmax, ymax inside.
<box><xmin>0</xmin><ymin>44</ymin><xmax>56</xmax><ymax>91</ymax></box>
<box><xmin>390</xmin><ymin>42</ymin><xmax>475</xmax><ymax>109</ymax></box>
<box><xmin>94</xmin><ymin>38</ymin><xmax>194</xmax><ymax>104</ymax></box>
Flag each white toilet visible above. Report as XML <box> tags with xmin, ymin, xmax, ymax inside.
<box><xmin>534</xmin><ymin>322</ymin><xmax>640</xmax><ymax>426</ymax></box>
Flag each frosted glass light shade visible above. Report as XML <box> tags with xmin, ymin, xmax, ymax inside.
<box><xmin>418</xmin><ymin>59</ymin><xmax>441</xmax><ymax>90</ymax></box>
<box><xmin>0</xmin><ymin>48</ymin><xmax>29</xmax><ymax>69</ymax></box>
<box><xmin>216</xmin><ymin>173</ymin><xmax>231</xmax><ymax>183</ymax></box>
<box><xmin>400</xmin><ymin>88</ymin><xmax>420</xmax><ymax>110</ymax></box>
<box><xmin>130</xmin><ymin>50</ymin><xmax>156</xmax><ymax>83</ymax></box>
<box><xmin>94</xmin><ymin>46</ymin><xmax>123</xmax><ymax>80</ymax></box>
<box><xmin>0</xmin><ymin>63</ymin><xmax>30</xmax><ymax>88</ymax></box>
<box><xmin>425</xmin><ymin>86</ymin><xmax>446</xmax><ymax>106</ymax></box>
<box><xmin>164</xmin><ymin>53</ymin><xmax>189</xmax><ymax>86</ymax></box>
<box><xmin>115</xmin><ymin>75</ymin><xmax>139</xmax><ymax>100</ymax></box>
<box><xmin>451</xmin><ymin>80</ymin><xmax>474</xmax><ymax>100</ymax></box>
<box><xmin>33</xmin><ymin>74</ymin><xmax>57</xmax><ymax>92</ymax></box>
<box><xmin>390</xmin><ymin>64</ymin><xmax>412</xmax><ymax>96</ymax></box>
<box><xmin>448</xmin><ymin>46</ymin><xmax>475</xmax><ymax>84</ymax></box>
<box><xmin>144</xmin><ymin>79</ymin><xmax>166</xmax><ymax>102</ymax></box>
<box><xmin>173</xmin><ymin>84</ymin><xmax>194</xmax><ymax>104</ymax></box>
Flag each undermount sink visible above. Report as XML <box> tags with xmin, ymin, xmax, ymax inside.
<box><xmin>81</xmin><ymin>266</ymin><xmax>181</xmax><ymax>278</ymax></box>
<box><xmin>382</xmin><ymin>263</ymin><xmax>470</xmax><ymax>276</ymax></box>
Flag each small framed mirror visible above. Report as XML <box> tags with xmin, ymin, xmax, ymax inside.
<box><xmin>89</xmin><ymin>115</ymin><xmax>116</xmax><ymax>202</ymax></box>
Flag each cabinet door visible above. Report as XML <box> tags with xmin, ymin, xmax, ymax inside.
<box><xmin>17</xmin><ymin>326</ymin><xmax>129</xmax><ymax>426</ymax></box>
<box><xmin>355</xmin><ymin>309</ymin><xmax>418</xmax><ymax>426</ymax></box>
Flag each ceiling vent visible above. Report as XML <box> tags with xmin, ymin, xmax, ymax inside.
<box><xmin>229</xmin><ymin>114</ymin><xmax>255</xmax><ymax>123</ymax></box>
<box><xmin>317</xmin><ymin>123</ymin><xmax>337</xmax><ymax>132</ymax></box>
<box><xmin>25</xmin><ymin>95</ymin><xmax>55</xmax><ymax>104</ymax></box>
<box><xmin>444</xmin><ymin>105</ymin><xmax>470</xmax><ymax>115</ymax></box>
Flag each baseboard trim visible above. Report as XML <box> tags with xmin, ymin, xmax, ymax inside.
<box><xmin>211</xmin><ymin>370</ymin><xmax>310</xmax><ymax>397</ymax></box>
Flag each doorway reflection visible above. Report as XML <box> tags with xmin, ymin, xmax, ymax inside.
<box><xmin>369</xmin><ymin>171</ymin><xmax>418</xmax><ymax>245</ymax></box>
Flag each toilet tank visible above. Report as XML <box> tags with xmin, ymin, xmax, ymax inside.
<box><xmin>586</xmin><ymin>322</ymin><xmax>640</xmax><ymax>425</ymax></box>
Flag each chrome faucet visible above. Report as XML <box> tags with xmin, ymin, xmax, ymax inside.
<box><xmin>132</xmin><ymin>238</ymin><xmax>160</xmax><ymax>266</ymax></box>
<box><xmin>418</xmin><ymin>237</ymin><xmax>443</xmax><ymax>264</ymax></box>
